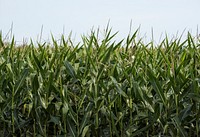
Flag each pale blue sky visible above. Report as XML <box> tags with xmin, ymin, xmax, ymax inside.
<box><xmin>0</xmin><ymin>0</ymin><xmax>200</xmax><ymax>43</ymax></box>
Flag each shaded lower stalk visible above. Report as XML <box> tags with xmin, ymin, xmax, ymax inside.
<box><xmin>12</xmin><ymin>88</ymin><xmax>15</xmax><ymax>136</ymax></box>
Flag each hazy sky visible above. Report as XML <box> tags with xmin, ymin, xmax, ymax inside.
<box><xmin>1</xmin><ymin>0</ymin><xmax>200</xmax><ymax>43</ymax></box>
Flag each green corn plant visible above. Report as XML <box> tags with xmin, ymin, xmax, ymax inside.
<box><xmin>0</xmin><ymin>29</ymin><xmax>200</xmax><ymax>136</ymax></box>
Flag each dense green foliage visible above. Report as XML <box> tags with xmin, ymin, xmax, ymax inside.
<box><xmin>0</xmin><ymin>29</ymin><xmax>200</xmax><ymax>137</ymax></box>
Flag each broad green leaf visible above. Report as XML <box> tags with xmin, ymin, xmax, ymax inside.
<box><xmin>172</xmin><ymin>116</ymin><xmax>188</xmax><ymax>137</ymax></box>
<box><xmin>14</xmin><ymin>68</ymin><xmax>29</xmax><ymax>95</ymax></box>
<box><xmin>64</xmin><ymin>60</ymin><xmax>76</xmax><ymax>78</ymax></box>
<box><xmin>67</xmin><ymin>118</ymin><xmax>77</xmax><ymax>137</ymax></box>
<box><xmin>110</xmin><ymin>76</ymin><xmax>128</xmax><ymax>98</ymax></box>
<box><xmin>81</xmin><ymin>125</ymin><xmax>90</xmax><ymax>137</ymax></box>
<box><xmin>80</xmin><ymin>103</ymin><xmax>93</xmax><ymax>134</ymax></box>
<box><xmin>147</xmin><ymin>68</ymin><xmax>166</xmax><ymax>107</ymax></box>
<box><xmin>48</xmin><ymin>115</ymin><xmax>60</xmax><ymax>125</ymax></box>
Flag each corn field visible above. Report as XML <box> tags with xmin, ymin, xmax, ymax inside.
<box><xmin>0</xmin><ymin>29</ymin><xmax>200</xmax><ymax>137</ymax></box>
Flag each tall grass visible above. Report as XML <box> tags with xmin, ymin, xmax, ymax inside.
<box><xmin>0</xmin><ymin>29</ymin><xmax>200</xmax><ymax>136</ymax></box>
